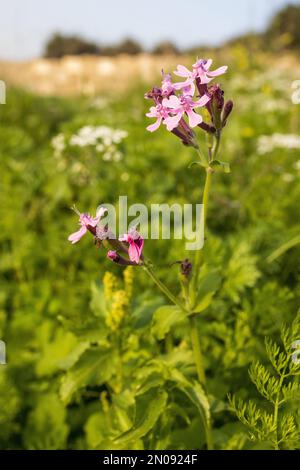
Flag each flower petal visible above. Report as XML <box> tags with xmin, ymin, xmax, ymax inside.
<box><xmin>164</xmin><ymin>113</ymin><xmax>182</xmax><ymax>131</ymax></box>
<box><xmin>195</xmin><ymin>94</ymin><xmax>211</xmax><ymax>107</ymax></box>
<box><xmin>174</xmin><ymin>64</ymin><xmax>191</xmax><ymax>77</ymax></box>
<box><xmin>96</xmin><ymin>206</ymin><xmax>107</xmax><ymax>219</ymax></box>
<box><xmin>207</xmin><ymin>66</ymin><xmax>228</xmax><ymax>77</ymax></box>
<box><xmin>204</xmin><ymin>59</ymin><xmax>213</xmax><ymax>70</ymax></box>
<box><xmin>197</xmin><ymin>72</ymin><xmax>212</xmax><ymax>84</ymax></box>
<box><xmin>128</xmin><ymin>239</ymin><xmax>144</xmax><ymax>263</ymax></box>
<box><xmin>119</xmin><ymin>234</ymin><xmax>129</xmax><ymax>242</ymax></box>
<box><xmin>147</xmin><ymin>117</ymin><xmax>162</xmax><ymax>132</ymax></box>
<box><xmin>173</xmin><ymin>78</ymin><xmax>194</xmax><ymax>90</ymax></box>
<box><xmin>162</xmin><ymin>95</ymin><xmax>180</xmax><ymax>109</ymax></box>
<box><xmin>68</xmin><ymin>226</ymin><xmax>87</xmax><ymax>244</ymax></box>
<box><xmin>146</xmin><ymin>106</ymin><xmax>158</xmax><ymax>118</ymax></box>
<box><xmin>187</xmin><ymin>110</ymin><xmax>202</xmax><ymax>128</ymax></box>
<box><xmin>181</xmin><ymin>82</ymin><xmax>196</xmax><ymax>97</ymax></box>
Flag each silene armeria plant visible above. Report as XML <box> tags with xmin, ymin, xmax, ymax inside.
<box><xmin>68</xmin><ymin>58</ymin><xmax>234</xmax><ymax>450</ymax></box>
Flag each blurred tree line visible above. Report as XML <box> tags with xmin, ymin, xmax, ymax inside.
<box><xmin>44</xmin><ymin>4</ymin><xmax>300</xmax><ymax>58</ymax></box>
<box><xmin>44</xmin><ymin>34</ymin><xmax>180</xmax><ymax>58</ymax></box>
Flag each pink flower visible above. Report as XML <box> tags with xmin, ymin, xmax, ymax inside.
<box><xmin>146</xmin><ymin>103</ymin><xmax>170</xmax><ymax>132</ymax></box>
<box><xmin>193</xmin><ymin>59</ymin><xmax>228</xmax><ymax>84</ymax></box>
<box><xmin>68</xmin><ymin>207</ymin><xmax>107</xmax><ymax>244</ymax></box>
<box><xmin>119</xmin><ymin>228</ymin><xmax>144</xmax><ymax>264</ymax></box>
<box><xmin>161</xmin><ymin>71</ymin><xmax>176</xmax><ymax>97</ymax></box>
<box><xmin>162</xmin><ymin>94</ymin><xmax>210</xmax><ymax>131</ymax></box>
<box><xmin>174</xmin><ymin>59</ymin><xmax>228</xmax><ymax>89</ymax></box>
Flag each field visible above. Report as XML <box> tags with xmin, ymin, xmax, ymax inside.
<box><xmin>1</xmin><ymin>50</ymin><xmax>300</xmax><ymax>450</ymax></box>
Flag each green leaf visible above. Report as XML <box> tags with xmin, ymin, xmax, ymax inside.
<box><xmin>151</xmin><ymin>305</ymin><xmax>185</xmax><ymax>340</ymax></box>
<box><xmin>60</xmin><ymin>347</ymin><xmax>117</xmax><ymax>404</ymax></box>
<box><xmin>0</xmin><ymin>369</ymin><xmax>21</xmax><ymax>441</ymax></box>
<box><xmin>210</xmin><ymin>160</ymin><xmax>231</xmax><ymax>173</ymax></box>
<box><xmin>113</xmin><ymin>389</ymin><xmax>168</xmax><ymax>447</ymax></box>
<box><xmin>223</xmin><ymin>242</ymin><xmax>260</xmax><ymax>303</ymax></box>
<box><xmin>23</xmin><ymin>393</ymin><xmax>69</xmax><ymax>450</ymax></box>
<box><xmin>58</xmin><ymin>341</ymin><xmax>90</xmax><ymax>370</ymax></box>
<box><xmin>267</xmin><ymin>234</ymin><xmax>300</xmax><ymax>263</ymax></box>
<box><xmin>35</xmin><ymin>324</ymin><xmax>83</xmax><ymax>377</ymax></box>
<box><xmin>188</xmin><ymin>161</ymin><xmax>206</xmax><ymax>169</ymax></box>
<box><xmin>90</xmin><ymin>283</ymin><xmax>107</xmax><ymax>317</ymax></box>
<box><xmin>132</xmin><ymin>294</ymin><xmax>164</xmax><ymax>329</ymax></box>
<box><xmin>170</xmin><ymin>369</ymin><xmax>211</xmax><ymax>437</ymax></box>
<box><xmin>193</xmin><ymin>293</ymin><xmax>214</xmax><ymax>314</ymax></box>
<box><xmin>193</xmin><ymin>268</ymin><xmax>221</xmax><ymax>313</ymax></box>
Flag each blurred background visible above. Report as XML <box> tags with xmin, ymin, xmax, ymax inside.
<box><xmin>0</xmin><ymin>0</ymin><xmax>300</xmax><ymax>451</ymax></box>
<box><xmin>0</xmin><ymin>0</ymin><xmax>300</xmax><ymax>94</ymax></box>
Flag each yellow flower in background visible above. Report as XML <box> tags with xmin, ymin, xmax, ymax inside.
<box><xmin>103</xmin><ymin>268</ymin><xmax>134</xmax><ymax>332</ymax></box>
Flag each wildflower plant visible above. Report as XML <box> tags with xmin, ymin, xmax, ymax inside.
<box><xmin>68</xmin><ymin>57</ymin><xmax>234</xmax><ymax>450</ymax></box>
<box><xmin>1</xmin><ymin>56</ymin><xmax>300</xmax><ymax>451</ymax></box>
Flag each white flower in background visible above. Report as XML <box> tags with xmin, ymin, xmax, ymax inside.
<box><xmin>51</xmin><ymin>133</ymin><xmax>66</xmax><ymax>157</ymax></box>
<box><xmin>294</xmin><ymin>160</ymin><xmax>300</xmax><ymax>171</ymax></box>
<box><xmin>257</xmin><ymin>133</ymin><xmax>300</xmax><ymax>155</ymax></box>
<box><xmin>89</xmin><ymin>96</ymin><xmax>110</xmax><ymax>110</ymax></box>
<box><xmin>263</xmin><ymin>98</ymin><xmax>289</xmax><ymax>113</ymax></box>
<box><xmin>282</xmin><ymin>173</ymin><xmax>295</xmax><ymax>183</ymax></box>
<box><xmin>52</xmin><ymin>125</ymin><xmax>128</xmax><ymax>163</ymax></box>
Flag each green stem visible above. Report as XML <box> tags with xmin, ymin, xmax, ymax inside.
<box><xmin>273</xmin><ymin>366</ymin><xmax>288</xmax><ymax>450</ymax></box>
<box><xmin>211</xmin><ymin>132</ymin><xmax>221</xmax><ymax>162</ymax></box>
<box><xmin>193</xmin><ymin>168</ymin><xmax>213</xmax><ymax>290</ymax></box>
<box><xmin>143</xmin><ymin>264</ymin><xmax>187</xmax><ymax>313</ymax></box>
<box><xmin>189</xmin><ymin>315</ymin><xmax>206</xmax><ymax>384</ymax></box>
<box><xmin>145</xmin><ymin>260</ymin><xmax>214</xmax><ymax>450</ymax></box>
<box><xmin>193</xmin><ymin>132</ymin><xmax>220</xmax><ymax>296</ymax></box>
<box><xmin>189</xmin><ymin>315</ymin><xmax>214</xmax><ymax>450</ymax></box>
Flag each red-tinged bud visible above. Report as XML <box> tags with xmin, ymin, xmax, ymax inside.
<box><xmin>144</xmin><ymin>87</ymin><xmax>163</xmax><ymax>104</ymax></box>
<box><xmin>172</xmin><ymin>259</ymin><xmax>193</xmax><ymax>280</ymax></box>
<box><xmin>107</xmin><ymin>251</ymin><xmax>138</xmax><ymax>266</ymax></box>
<box><xmin>222</xmin><ymin>100</ymin><xmax>233</xmax><ymax>127</ymax></box>
<box><xmin>209</xmin><ymin>84</ymin><xmax>225</xmax><ymax>130</ymax></box>
<box><xmin>180</xmin><ymin>259</ymin><xmax>193</xmax><ymax>279</ymax></box>
<box><xmin>198</xmin><ymin>122</ymin><xmax>216</xmax><ymax>134</ymax></box>
<box><xmin>96</xmin><ymin>225</ymin><xmax>128</xmax><ymax>254</ymax></box>
<box><xmin>174</xmin><ymin>119</ymin><xmax>199</xmax><ymax>148</ymax></box>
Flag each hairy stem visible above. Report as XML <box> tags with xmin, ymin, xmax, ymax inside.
<box><xmin>189</xmin><ymin>315</ymin><xmax>214</xmax><ymax>450</ymax></box>
<box><xmin>193</xmin><ymin>168</ymin><xmax>213</xmax><ymax>291</ymax></box>
<box><xmin>189</xmin><ymin>316</ymin><xmax>206</xmax><ymax>383</ymax></box>
<box><xmin>143</xmin><ymin>264</ymin><xmax>187</xmax><ymax>313</ymax></box>
<box><xmin>193</xmin><ymin>132</ymin><xmax>220</xmax><ymax>297</ymax></box>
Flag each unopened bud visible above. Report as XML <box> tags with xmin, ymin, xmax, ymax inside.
<box><xmin>181</xmin><ymin>259</ymin><xmax>193</xmax><ymax>279</ymax></box>
<box><xmin>107</xmin><ymin>251</ymin><xmax>138</xmax><ymax>266</ymax></box>
<box><xmin>222</xmin><ymin>100</ymin><xmax>233</xmax><ymax>127</ymax></box>
<box><xmin>209</xmin><ymin>84</ymin><xmax>224</xmax><ymax>130</ymax></box>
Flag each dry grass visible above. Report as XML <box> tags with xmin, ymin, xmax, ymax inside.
<box><xmin>0</xmin><ymin>54</ymin><xmax>182</xmax><ymax>96</ymax></box>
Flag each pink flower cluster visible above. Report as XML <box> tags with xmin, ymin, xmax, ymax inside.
<box><xmin>68</xmin><ymin>210</ymin><xmax>144</xmax><ymax>265</ymax></box>
<box><xmin>145</xmin><ymin>59</ymin><xmax>227</xmax><ymax>136</ymax></box>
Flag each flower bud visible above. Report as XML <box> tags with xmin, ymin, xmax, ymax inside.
<box><xmin>209</xmin><ymin>84</ymin><xmax>225</xmax><ymax>131</ymax></box>
<box><xmin>198</xmin><ymin>121</ymin><xmax>216</xmax><ymax>134</ymax></box>
<box><xmin>174</xmin><ymin>119</ymin><xmax>199</xmax><ymax>148</ymax></box>
<box><xmin>222</xmin><ymin>100</ymin><xmax>234</xmax><ymax>127</ymax></box>
<box><xmin>107</xmin><ymin>251</ymin><xmax>138</xmax><ymax>266</ymax></box>
<box><xmin>180</xmin><ymin>259</ymin><xmax>193</xmax><ymax>279</ymax></box>
<box><xmin>96</xmin><ymin>225</ymin><xmax>128</xmax><ymax>254</ymax></box>
<box><xmin>144</xmin><ymin>87</ymin><xmax>163</xmax><ymax>104</ymax></box>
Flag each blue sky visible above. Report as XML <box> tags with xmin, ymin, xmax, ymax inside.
<box><xmin>0</xmin><ymin>0</ymin><xmax>299</xmax><ymax>60</ymax></box>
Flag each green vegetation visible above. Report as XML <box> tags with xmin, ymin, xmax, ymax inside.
<box><xmin>0</xmin><ymin>56</ymin><xmax>300</xmax><ymax>449</ymax></box>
